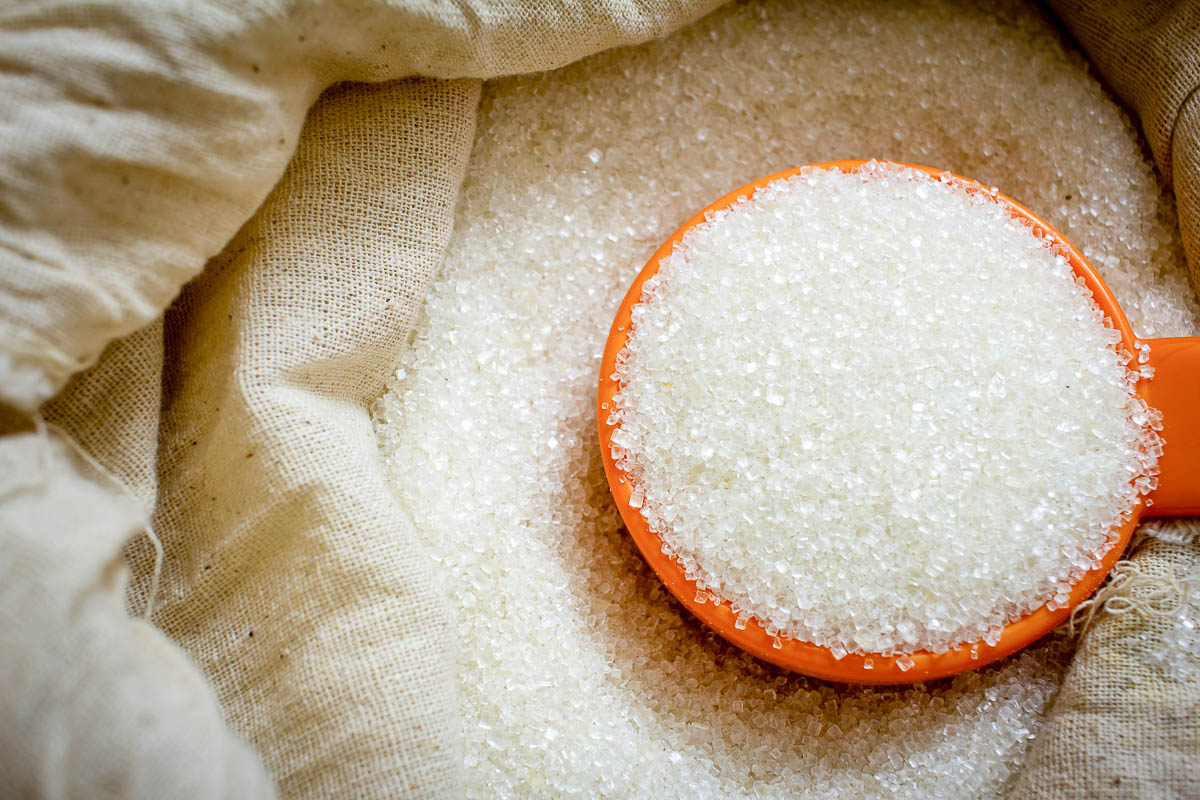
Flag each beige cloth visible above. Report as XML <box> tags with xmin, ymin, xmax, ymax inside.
<box><xmin>0</xmin><ymin>0</ymin><xmax>1196</xmax><ymax>797</ymax></box>
<box><xmin>1046</xmin><ymin>0</ymin><xmax>1200</xmax><ymax>293</ymax></box>
<box><xmin>0</xmin><ymin>1</ymin><xmax>722</xmax><ymax>798</ymax></box>
<box><xmin>1010</xmin><ymin>528</ymin><xmax>1200</xmax><ymax>800</ymax></box>
<box><xmin>0</xmin><ymin>430</ymin><xmax>274</xmax><ymax>800</ymax></box>
<box><xmin>1009</xmin><ymin>3</ymin><xmax>1200</xmax><ymax>797</ymax></box>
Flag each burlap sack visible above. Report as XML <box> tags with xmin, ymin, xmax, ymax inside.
<box><xmin>1008</xmin><ymin>4</ymin><xmax>1200</xmax><ymax>797</ymax></box>
<box><xmin>0</xmin><ymin>0</ymin><xmax>1196</xmax><ymax>797</ymax></box>
<box><xmin>1046</xmin><ymin>0</ymin><xmax>1200</xmax><ymax>292</ymax></box>
<box><xmin>0</xmin><ymin>1</ymin><xmax>722</xmax><ymax>797</ymax></box>
<box><xmin>1010</xmin><ymin>527</ymin><xmax>1200</xmax><ymax>800</ymax></box>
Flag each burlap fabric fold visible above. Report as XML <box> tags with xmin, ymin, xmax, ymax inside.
<box><xmin>1046</xmin><ymin>0</ymin><xmax>1200</xmax><ymax>292</ymax></box>
<box><xmin>0</xmin><ymin>0</ymin><xmax>1196</xmax><ymax>797</ymax></box>
<box><xmin>0</xmin><ymin>2</ymin><xmax>721</xmax><ymax>797</ymax></box>
<box><xmin>1009</xmin><ymin>4</ymin><xmax>1200</xmax><ymax>797</ymax></box>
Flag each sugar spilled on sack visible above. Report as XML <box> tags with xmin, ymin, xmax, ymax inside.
<box><xmin>609</xmin><ymin>162</ymin><xmax>1162</xmax><ymax>659</ymax></box>
<box><xmin>374</xmin><ymin>0</ymin><xmax>1200</xmax><ymax>797</ymax></box>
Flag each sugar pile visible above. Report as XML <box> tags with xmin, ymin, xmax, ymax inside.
<box><xmin>609</xmin><ymin>163</ymin><xmax>1161</xmax><ymax>657</ymax></box>
<box><xmin>375</xmin><ymin>0</ymin><xmax>1200</xmax><ymax>796</ymax></box>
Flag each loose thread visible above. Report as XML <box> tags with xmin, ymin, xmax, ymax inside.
<box><xmin>32</xmin><ymin>414</ymin><xmax>164</xmax><ymax>619</ymax></box>
<box><xmin>142</xmin><ymin>525</ymin><xmax>164</xmax><ymax>620</ymax></box>
<box><xmin>1068</xmin><ymin>558</ymin><xmax>1200</xmax><ymax>638</ymax></box>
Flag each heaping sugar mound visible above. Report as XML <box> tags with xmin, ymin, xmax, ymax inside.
<box><xmin>609</xmin><ymin>162</ymin><xmax>1163</xmax><ymax>657</ymax></box>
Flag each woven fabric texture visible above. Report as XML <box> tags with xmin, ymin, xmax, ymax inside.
<box><xmin>0</xmin><ymin>1</ymin><xmax>722</xmax><ymax>797</ymax></box>
<box><xmin>0</xmin><ymin>0</ymin><xmax>1197</xmax><ymax>797</ymax></box>
<box><xmin>1013</xmin><ymin>4</ymin><xmax>1200</xmax><ymax>796</ymax></box>
<box><xmin>1046</xmin><ymin>0</ymin><xmax>1200</xmax><ymax>295</ymax></box>
<box><xmin>1010</xmin><ymin>528</ymin><xmax>1200</xmax><ymax>800</ymax></box>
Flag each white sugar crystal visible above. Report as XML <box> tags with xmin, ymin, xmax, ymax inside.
<box><xmin>628</xmin><ymin>484</ymin><xmax>645</xmax><ymax>509</ymax></box>
<box><xmin>612</xmin><ymin>163</ymin><xmax>1162</xmax><ymax>656</ymax></box>
<box><xmin>374</xmin><ymin>0</ymin><xmax>1199</xmax><ymax>797</ymax></box>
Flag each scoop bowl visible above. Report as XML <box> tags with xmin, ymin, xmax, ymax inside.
<box><xmin>597</xmin><ymin>159</ymin><xmax>1200</xmax><ymax>684</ymax></box>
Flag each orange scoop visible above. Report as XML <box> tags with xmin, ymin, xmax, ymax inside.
<box><xmin>597</xmin><ymin>159</ymin><xmax>1200</xmax><ymax>685</ymax></box>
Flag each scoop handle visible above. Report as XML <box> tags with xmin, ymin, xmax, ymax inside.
<box><xmin>1143</xmin><ymin>337</ymin><xmax>1200</xmax><ymax>517</ymax></box>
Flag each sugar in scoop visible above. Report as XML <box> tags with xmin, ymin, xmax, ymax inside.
<box><xmin>606</xmin><ymin>161</ymin><xmax>1161</xmax><ymax>659</ymax></box>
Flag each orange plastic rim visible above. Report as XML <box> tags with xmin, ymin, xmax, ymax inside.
<box><xmin>597</xmin><ymin>159</ymin><xmax>1150</xmax><ymax>684</ymax></box>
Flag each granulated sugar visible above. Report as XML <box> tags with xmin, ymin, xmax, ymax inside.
<box><xmin>609</xmin><ymin>163</ymin><xmax>1161</xmax><ymax>657</ymax></box>
<box><xmin>374</xmin><ymin>0</ymin><xmax>1200</xmax><ymax>796</ymax></box>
